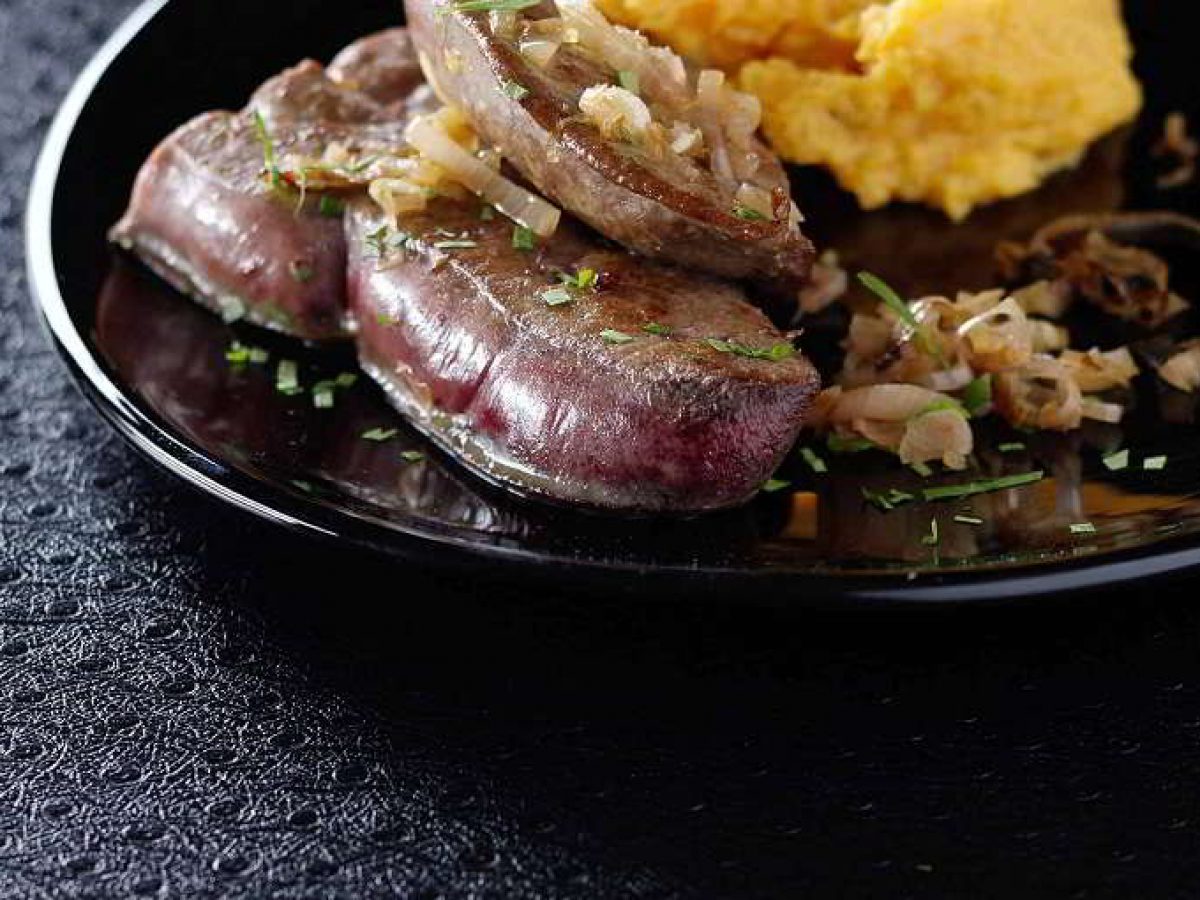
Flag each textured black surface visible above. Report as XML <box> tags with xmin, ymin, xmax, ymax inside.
<box><xmin>7</xmin><ymin>2</ymin><xmax>1200</xmax><ymax>898</ymax></box>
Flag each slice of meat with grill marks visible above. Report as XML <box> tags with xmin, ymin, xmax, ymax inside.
<box><xmin>346</xmin><ymin>198</ymin><xmax>820</xmax><ymax>512</ymax></box>
<box><xmin>111</xmin><ymin>31</ymin><xmax>421</xmax><ymax>341</ymax></box>
<box><xmin>405</xmin><ymin>0</ymin><xmax>814</xmax><ymax>291</ymax></box>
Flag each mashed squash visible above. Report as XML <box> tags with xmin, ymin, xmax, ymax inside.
<box><xmin>598</xmin><ymin>0</ymin><xmax>1142</xmax><ymax>219</ymax></box>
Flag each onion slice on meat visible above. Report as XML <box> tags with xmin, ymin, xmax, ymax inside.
<box><xmin>405</xmin><ymin>113</ymin><xmax>561</xmax><ymax>237</ymax></box>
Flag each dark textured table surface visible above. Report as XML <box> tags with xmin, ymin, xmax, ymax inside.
<box><xmin>5</xmin><ymin>2</ymin><xmax>1200</xmax><ymax>898</ymax></box>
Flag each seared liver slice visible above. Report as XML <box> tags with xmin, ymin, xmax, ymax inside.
<box><xmin>346</xmin><ymin>198</ymin><xmax>820</xmax><ymax>512</ymax></box>
<box><xmin>405</xmin><ymin>0</ymin><xmax>814</xmax><ymax>290</ymax></box>
<box><xmin>112</xmin><ymin>32</ymin><xmax>421</xmax><ymax>341</ymax></box>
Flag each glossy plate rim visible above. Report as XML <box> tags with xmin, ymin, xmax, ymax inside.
<box><xmin>25</xmin><ymin>0</ymin><xmax>1200</xmax><ymax>607</ymax></box>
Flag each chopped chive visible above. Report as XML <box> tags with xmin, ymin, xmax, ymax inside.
<box><xmin>705</xmin><ymin>338</ymin><xmax>795</xmax><ymax>362</ymax></box>
<box><xmin>641</xmin><ymin>322</ymin><xmax>672</xmax><ymax>336</ymax></box>
<box><xmin>617</xmin><ymin>70</ymin><xmax>640</xmax><ymax>95</ymax></box>
<box><xmin>857</xmin><ymin>271</ymin><xmax>943</xmax><ymax>363</ymax></box>
<box><xmin>543</xmin><ymin>287</ymin><xmax>574</xmax><ymax>307</ymax></box>
<box><xmin>1069</xmin><ymin>522</ymin><xmax>1097</xmax><ymax>535</ymax></box>
<box><xmin>862</xmin><ymin>487</ymin><xmax>916</xmax><ymax>512</ymax></box>
<box><xmin>276</xmin><ymin>360</ymin><xmax>301</xmax><ymax>396</ymax></box>
<box><xmin>318</xmin><ymin>194</ymin><xmax>345</xmax><ymax>218</ymax></box>
<box><xmin>827</xmin><ymin>434</ymin><xmax>876</xmax><ymax>454</ymax></box>
<box><xmin>1102</xmin><ymin>449</ymin><xmax>1129</xmax><ymax>471</ymax></box>
<box><xmin>248</xmin><ymin>347</ymin><xmax>270</xmax><ymax>365</ymax></box>
<box><xmin>799</xmin><ymin>446</ymin><xmax>828</xmax><ymax>474</ymax></box>
<box><xmin>479</xmin><ymin>204</ymin><xmax>496</xmax><ymax>221</ymax></box>
<box><xmin>921</xmin><ymin>518</ymin><xmax>940</xmax><ymax>547</ymax></box>
<box><xmin>434</xmin><ymin>239</ymin><xmax>478</xmax><ymax>250</ymax></box>
<box><xmin>601</xmin><ymin>329</ymin><xmax>635</xmax><ymax>345</ymax></box>
<box><xmin>732</xmin><ymin>202</ymin><xmax>768</xmax><ymax>221</ymax></box>
<box><xmin>915</xmin><ymin>399</ymin><xmax>969</xmax><ymax>421</ymax></box>
<box><xmin>312</xmin><ymin>381</ymin><xmax>337</xmax><ymax>409</ymax></box>
<box><xmin>291</xmin><ymin>480</ymin><xmax>314</xmax><ymax>494</ymax></box>
<box><xmin>1144</xmin><ymin>455</ymin><xmax>1168</xmax><ymax>471</ymax></box>
<box><xmin>335</xmin><ymin>373</ymin><xmax>359</xmax><ymax>389</ymax></box>
<box><xmin>443</xmin><ymin>0</ymin><xmax>540</xmax><ymax>14</ymax></box>
<box><xmin>512</xmin><ymin>225</ymin><xmax>537</xmax><ymax>251</ymax></box>
<box><xmin>251</xmin><ymin>110</ymin><xmax>277</xmax><ymax>174</ymax></box>
<box><xmin>362</xmin><ymin>428</ymin><xmax>399</xmax><ymax>442</ymax></box>
<box><xmin>218</xmin><ymin>296</ymin><xmax>246</xmax><ymax>324</ymax></box>
<box><xmin>762</xmin><ymin>478</ymin><xmax>791</xmax><ymax>494</ymax></box>
<box><xmin>401</xmin><ymin>451</ymin><xmax>426</xmax><ymax>463</ymax></box>
<box><xmin>560</xmin><ymin>267</ymin><xmax>598</xmax><ymax>291</ymax></box>
<box><xmin>501</xmin><ymin>80</ymin><xmax>530</xmax><ymax>100</ymax></box>
<box><xmin>954</xmin><ymin>514</ymin><xmax>984</xmax><ymax>526</ymax></box>
<box><xmin>289</xmin><ymin>261</ymin><xmax>315</xmax><ymax>283</ymax></box>
<box><xmin>910</xmin><ymin>461</ymin><xmax>933</xmax><ymax>478</ymax></box>
<box><xmin>963</xmin><ymin>375</ymin><xmax>992</xmax><ymax>416</ymax></box>
<box><xmin>376</xmin><ymin>312</ymin><xmax>399</xmax><ymax>326</ymax></box>
<box><xmin>225</xmin><ymin>342</ymin><xmax>252</xmax><ymax>365</ymax></box>
<box><xmin>998</xmin><ymin>442</ymin><xmax>1026</xmax><ymax>454</ymax></box>
<box><xmin>922</xmin><ymin>470</ymin><xmax>1044</xmax><ymax>503</ymax></box>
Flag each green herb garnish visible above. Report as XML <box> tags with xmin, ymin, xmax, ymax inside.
<box><xmin>1069</xmin><ymin>522</ymin><xmax>1097</xmax><ymax>535</ymax></box>
<box><xmin>705</xmin><ymin>338</ymin><xmax>795</xmax><ymax>362</ymax></box>
<box><xmin>276</xmin><ymin>360</ymin><xmax>302</xmax><ymax>396</ymax></box>
<box><xmin>857</xmin><ymin>271</ymin><xmax>943</xmax><ymax>363</ymax></box>
<box><xmin>443</xmin><ymin>0</ymin><xmax>540</xmax><ymax>13</ymax></box>
<box><xmin>1102</xmin><ymin>449</ymin><xmax>1129</xmax><ymax>472</ymax></box>
<box><xmin>217</xmin><ymin>296</ymin><xmax>246</xmax><ymax>324</ymax></box>
<box><xmin>914</xmin><ymin>399</ymin><xmax>968</xmax><ymax>420</ymax></box>
<box><xmin>954</xmin><ymin>514</ymin><xmax>984</xmax><ymax>526</ymax></box>
<box><xmin>641</xmin><ymin>322</ymin><xmax>672</xmax><ymax>336</ymax></box>
<box><xmin>862</xmin><ymin>487</ymin><xmax>916</xmax><ymax>512</ymax></box>
<box><xmin>799</xmin><ymin>446</ymin><xmax>828</xmax><ymax>474</ymax></box>
<box><xmin>921</xmin><ymin>518</ymin><xmax>941</xmax><ymax>547</ymax></box>
<box><xmin>561</xmin><ymin>268</ymin><xmax>599</xmax><ymax>291</ymax></box>
<box><xmin>732</xmin><ymin>203</ymin><xmax>768</xmax><ymax>221</ymax></box>
<box><xmin>910</xmin><ymin>461</ymin><xmax>933</xmax><ymax>478</ymax></box>
<box><xmin>362</xmin><ymin>428</ymin><xmax>399</xmax><ymax>443</ymax></box>
<box><xmin>312</xmin><ymin>383</ymin><xmax>336</xmax><ymax>409</ymax></box>
<box><xmin>512</xmin><ymin>225</ymin><xmax>537</xmax><ymax>251</ymax></box>
<box><xmin>827</xmin><ymin>435</ymin><xmax>876</xmax><ymax>454</ymax></box>
<box><xmin>318</xmin><ymin>195</ymin><xmax>346</xmax><ymax>218</ymax></box>
<box><xmin>335</xmin><ymin>373</ymin><xmax>358</xmax><ymax>389</ymax></box>
<box><xmin>376</xmin><ymin>312</ymin><xmax>400</xmax><ymax>327</ymax></box>
<box><xmin>963</xmin><ymin>375</ymin><xmax>992</xmax><ymax>416</ymax></box>
<box><xmin>249</xmin><ymin>347</ymin><xmax>270</xmax><ymax>365</ymax></box>
<box><xmin>501</xmin><ymin>80</ymin><xmax>530</xmax><ymax>100</ymax></box>
<box><xmin>617</xmin><ymin>70</ymin><xmax>640</xmax><ymax>95</ymax></box>
<box><xmin>480</xmin><ymin>205</ymin><xmax>496</xmax><ymax>221</ymax></box>
<box><xmin>601</xmin><ymin>329</ymin><xmax>635</xmax><ymax>345</ymax></box>
<box><xmin>1144</xmin><ymin>455</ymin><xmax>1168</xmax><ymax>471</ymax></box>
<box><xmin>921</xmin><ymin>470</ymin><xmax>1045</xmax><ymax>503</ymax></box>
<box><xmin>291</xmin><ymin>480</ymin><xmax>315</xmax><ymax>494</ymax></box>
<box><xmin>434</xmin><ymin>239</ymin><xmax>478</xmax><ymax>250</ymax></box>
<box><xmin>761</xmin><ymin>478</ymin><xmax>791</xmax><ymax>494</ymax></box>
<box><xmin>225</xmin><ymin>342</ymin><xmax>252</xmax><ymax>365</ymax></box>
<box><xmin>252</xmin><ymin>110</ymin><xmax>278</xmax><ymax>178</ymax></box>
<box><xmin>998</xmin><ymin>442</ymin><xmax>1026</xmax><ymax>454</ymax></box>
<box><xmin>543</xmin><ymin>287</ymin><xmax>574</xmax><ymax>307</ymax></box>
<box><xmin>401</xmin><ymin>451</ymin><xmax>426</xmax><ymax>463</ymax></box>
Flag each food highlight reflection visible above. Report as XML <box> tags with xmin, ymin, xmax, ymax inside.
<box><xmin>96</xmin><ymin>244</ymin><xmax>1200</xmax><ymax>574</ymax></box>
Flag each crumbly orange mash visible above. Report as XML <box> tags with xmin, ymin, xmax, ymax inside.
<box><xmin>597</xmin><ymin>0</ymin><xmax>1143</xmax><ymax>219</ymax></box>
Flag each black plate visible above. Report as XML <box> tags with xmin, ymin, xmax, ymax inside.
<box><xmin>26</xmin><ymin>0</ymin><xmax>1200</xmax><ymax>605</ymax></box>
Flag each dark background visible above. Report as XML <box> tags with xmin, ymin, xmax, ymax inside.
<box><xmin>4</xmin><ymin>1</ymin><xmax>1200</xmax><ymax>897</ymax></box>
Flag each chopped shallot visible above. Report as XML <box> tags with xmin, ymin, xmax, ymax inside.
<box><xmin>1157</xmin><ymin>341</ymin><xmax>1200</xmax><ymax>392</ymax></box>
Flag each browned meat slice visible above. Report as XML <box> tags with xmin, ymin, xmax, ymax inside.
<box><xmin>346</xmin><ymin>198</ymin><xmax>820</xmax><ymax>512</ymax></box>
<box><xmin>405</xmin><ymin>0</ymin><xmax>814</xmax><ymax>289</ymax></box>
<box><xmin>110</xmin><ymin>112</ymin><xmax>352</xmax><ymax>339</ymax></box>
<box><xmin>328</xmin><ymin>28</ymin><xmax>426</xmax><ymax>112</ymax></box>
<box><xmin>111</xmin><ymin>32</ymin><xmax>422</xmax><ymax>341</ymax></box>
